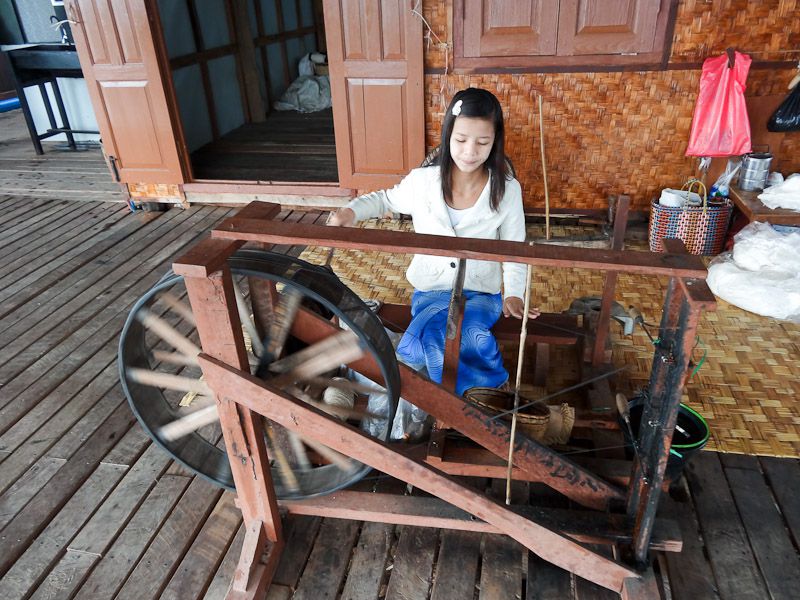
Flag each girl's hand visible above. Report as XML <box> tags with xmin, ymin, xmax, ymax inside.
<box><xmin>503</xmin><ymin>296</ymin><xmax>541</xmax><ymax>319</ymax></box>
<box><xmin>328</xmin><ymin>207</ymin><xmax>355</xmax><ymax>227</ymax></box>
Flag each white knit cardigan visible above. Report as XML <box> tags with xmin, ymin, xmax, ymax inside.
<box><xmin>345</xmin><ymin>166</ymin><xmax>528</xmax><ymax>300</ymax></box>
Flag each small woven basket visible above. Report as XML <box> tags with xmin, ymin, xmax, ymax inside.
<box><xmin>464</xmin><ymin>387</ymin><xmax>573</xmax><ymax>444</ymax></box>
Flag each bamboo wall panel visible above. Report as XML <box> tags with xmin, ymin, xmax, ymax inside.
<box><xmin>418</xmin><ymin>1</ymin><xmax>800</xmax><ymax>211</ymax></box>
<box><xmin>669</xmin><ymin>0</ymin><xmax>800</xmax><ymax>63</ymax></box>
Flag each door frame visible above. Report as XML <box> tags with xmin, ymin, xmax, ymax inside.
<box><xmin>146</xmin><ymin>0</ymin><xmax>355</xmax><ymax>197</ymax></box>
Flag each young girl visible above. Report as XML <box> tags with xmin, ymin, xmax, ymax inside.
<box><xmin>329</xmin><ymin>88</ymin><xmax>538</xmax><ymax>397</ymax></box>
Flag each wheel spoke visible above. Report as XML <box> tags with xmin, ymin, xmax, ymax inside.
<box><xmin>232</xmin><ymin>278</ymin><xmax>265</xmax><ymax>358</ymax></box>
<box><xmin>298</xmin><ymin>434</ymin><xmax>354</xmax><ymax>472</ymax></box>
<box><xmin>307</xmin><ymin>376</ymin><xmax>384</xmax><ymax>395</ymax></box>
<box><xmin>265</xmin><ymin>423</ymin><xmax>301</xmax><ymax>493</ymax></box>
<box><xmin>152</xmin><ymin>350</ymin><xmax>199</xmax><ymax>367</ymax></box>
<box><xmin>126</xmin><ymin>367</ymin><xmax>212</xmax><ymax>396</ymax></box>
<box><xmin>136</xmin><ymin>307</ymin><xmax>201</xmax><ymax>359</ymax></box>
<box><xmin>288</xmin><ymin>431</ymin><xmax>312</xmax><ymax>471</ymax></box>
<box><xmin>159</xmin><ymin>404</ymin><xmax>219</xmax><ymax>441</ymax></box>
<box><xmin>269</xmin><ymin>331</ymin><xmax>363</xmax><ymax>387</ymax></box>
<box><xmin>156</xmin><ymin>292</ymin><xmax>196</xmax><ymax>326</ymax></box>
<box><xmin>264</xmin><ymin>287</ymin><xmax>301</xmax><ymax>359</ymax></box>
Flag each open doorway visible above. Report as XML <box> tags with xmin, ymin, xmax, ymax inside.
<box><xmin>155</xmin><ymin>0</ymin><xmax>336</xmax><ymax>183</ymax></box>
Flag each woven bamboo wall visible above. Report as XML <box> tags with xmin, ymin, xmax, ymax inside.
<box><xmin>420</xmin><ymin>1</ymin><xmax>800</xmax><ymax>211</ymax></box>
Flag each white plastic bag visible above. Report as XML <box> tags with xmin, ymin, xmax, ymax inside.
<box><xmin>707</xmin><ymin>222</ymin><xmax>800</xmax><ymax>322</ymax></box>
<box><xmin>757</xmin><ymin>173</ymin><xmax>800</xmax><ymax>211</ymax></box>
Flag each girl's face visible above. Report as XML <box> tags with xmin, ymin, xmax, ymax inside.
<box><xmin>449</xmin><ymin>116</ymin><xmax>495</xmax><ymax>174</ymax></box>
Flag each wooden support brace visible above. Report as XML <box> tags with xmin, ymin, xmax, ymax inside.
<box><xmin>291</xmin><ymin>308</ymin><xmax>626</xmax><ymax>511</ymax></box>
<box><xmin>228</xmin><ymin>520</ymin><xmax>284</xmax><ymax>599</ymax></box>
<box><xmin>280</xmin><ymin>491</ymin><xmax>681</xmax><ymax>552</ymax></box>
<box><xmin>198</xmin><ymin>354</ymin><xmax>640</xmax><ymax>592</ymax></box>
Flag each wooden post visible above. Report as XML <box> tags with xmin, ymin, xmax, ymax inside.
<box><xmin>626</xmin><ymin>239</ymin><xmax>715</xmax><ymax>566</ymax></box>
<box><xmin>172</xmin><ymin>202</ymin><xmax>285</xmax><ymax>599</ymax></box>
<box><xmin>591</xmin><ymin>195</ymin><xmax>630</xmax><ymax>366</ymax></box>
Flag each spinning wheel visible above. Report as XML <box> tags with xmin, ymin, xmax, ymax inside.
<box><xmin>118</xmin><ymin>249</ymin><xmax>400</xmax><ymax>499</ymax></box>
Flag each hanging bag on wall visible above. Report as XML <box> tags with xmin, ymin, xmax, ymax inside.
<box><xmin>685</xmin><ymin>51</ymin><xmax>753</xmax><ymax>157</ymax></box>
<box><xmin>649</xmin><ymin>179</ymin><xmax>733</xmax><ymax>255</ymax></box>
<box><xmin>767</xmin><ymin>83</ymin><xmax>800</xmax><ymax>132</ymax></box>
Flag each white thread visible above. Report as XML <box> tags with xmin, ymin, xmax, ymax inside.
<box><xmin>323</xmin><ymin>377</ymin><xmax>355</xmax><ymax>419</ymax></box>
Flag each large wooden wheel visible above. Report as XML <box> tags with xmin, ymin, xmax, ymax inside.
<box><xmin>118</xmin><ymin>250</ymin><xmax>400</xmax><ymax>499</ymax></box>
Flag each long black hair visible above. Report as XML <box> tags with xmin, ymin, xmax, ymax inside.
<box><xmin>429</xmin><ymin>88</ymin><xmax>515</xmax><ymax>211</ymax></box>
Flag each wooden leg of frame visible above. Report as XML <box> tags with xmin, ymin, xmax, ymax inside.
<box><xmin>227</xmin><ymin>520</ymin><xmax>285</xmax><ymax>600</ymax></box>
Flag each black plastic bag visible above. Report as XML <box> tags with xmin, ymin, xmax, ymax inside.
<box><xmin>767</xmin><ymin>85</ymin><xmax>800</xmax><ymax>132</ymax></box>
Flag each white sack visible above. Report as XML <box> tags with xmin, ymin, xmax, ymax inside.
<box><xmin>707</xmin><ymin>222</ymin><xmax>800</xmax><ymax>322</ymax></box>
<box><xmin>273</xmin><ymin>75</ymin><xmax>332</xmax><ymax>113</ymax></box>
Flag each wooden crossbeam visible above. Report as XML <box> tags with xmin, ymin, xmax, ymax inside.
<box><xmin>211</xmin><ymin>214</ymin><xmax>708</xmax><ymax>278</ymax></box>
<box><xmin>280</xmin><ymin>491</ymin><xmax>682</xmax><ymax>552</ymax></box>
<box><xmin>198</xmin><ymin>354</ymin><xmax>640</xmax><ymax>593</ymax></box>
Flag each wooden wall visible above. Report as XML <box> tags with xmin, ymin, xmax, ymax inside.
<box><xmin>420</xmin><ymin>1</ymin><xmax>800</xmax><ymax>211</ymax></box>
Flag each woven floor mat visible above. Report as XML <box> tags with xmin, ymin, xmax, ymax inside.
<box><xmin>300</xmin><ymin>220</ymin><xmax>800</xmax><ymax>458</ymax></box>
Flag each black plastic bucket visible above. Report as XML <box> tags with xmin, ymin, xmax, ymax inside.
<box><xmin>624</xmin><ymin>397</ymin><xmax>710</xmax><ymax>481</ymax></box>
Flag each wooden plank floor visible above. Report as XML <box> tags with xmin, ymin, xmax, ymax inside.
<box><xmin>1</xmin><ymin>198</ymin><xmax>799</xmax><ymax>600</ymax></box>
<box><xmin>0</xmin><ymin>111</ymin><xmax>125</xmax><ymax>202</ymax></box>
<box><xmin>190</xmin><ymin>109</ymin><xmax>338</xmax><ymax>183</ymax></box>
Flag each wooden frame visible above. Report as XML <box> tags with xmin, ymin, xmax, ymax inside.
<box><xmin>173</xmin><ymin>201</ymin><xmax>713</xmax><ymax>597</ymax></box>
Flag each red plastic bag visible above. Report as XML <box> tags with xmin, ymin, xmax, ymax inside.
<box><xmin>686</xmin><ymin>51</ymin><xmax>752</xmax><ymax>157</ymax></box>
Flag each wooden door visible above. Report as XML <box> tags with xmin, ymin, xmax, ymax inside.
<box><xmin>66</xmin><ymin>0</ymin><xmax>184</xmax><ymax>184</ymax></box>
<box><xmin>463</xmin><ymin>0</ymin><xmax>558</xmax><ymax>57</ymax></box>
<box><xmin>323</xmin><ymin>0</ymin><xmax>424</xmax><ymax>190</ymax></box>
<box><xmin>557</xmin><ymin>0</ymin><xmax>660</xmax><ymax>55</ymax></box>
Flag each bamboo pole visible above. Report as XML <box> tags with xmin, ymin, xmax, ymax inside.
<box><xmin>505</xmin><ymin>254</ymin><xmax>535</xmax><ymax>505</ymax></box>
<box><xmin>538</xmin><ymin>94</ymin><xmax>551</xmax><ymax>241</ymax></box>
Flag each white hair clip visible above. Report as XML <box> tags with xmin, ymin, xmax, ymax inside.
<box><xmin>451</xmin><ymin>99</ymin><xmax>462</xmax><ymax>117</ymax></box>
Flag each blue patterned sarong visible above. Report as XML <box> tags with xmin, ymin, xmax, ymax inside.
<box><xmin>396</xmin><ymin>290</ymin><xmax>507</xmax><ymax>396</ymax></box>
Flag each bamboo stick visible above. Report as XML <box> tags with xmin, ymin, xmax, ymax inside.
<box><xmin>538</xmin><ymin>94</ymin><xmax>551</xmax><ymax>241</ymax></box>
<box><xmin>505</xmin><ymin>256</ymin><xmax>535</xmax><ymax>505</ymax></box>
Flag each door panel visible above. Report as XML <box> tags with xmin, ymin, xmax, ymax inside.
<box><xmin>324</xmin><ymin>0</ymin><xmax>424</xmax><ymax>190</ymax></box>
<box><xmin>557</xmin><ymin>0</ymin><xmax>660</xmax><ymax>55</ymax></box>
<box><xmin>67</xmin><ymin>0</ymin><xmax>184</xmax><ymax>184</ymax></box>
<box><xmin>463</xmin><ymin>0</ymin><xmax>559</xmax><ymax>57</ymax></box>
